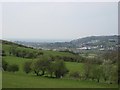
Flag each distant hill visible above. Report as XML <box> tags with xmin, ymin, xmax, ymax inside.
<box><xmin>13</xmin><ymin>35</ymin><xmax>118</xmax><ymax>52</ymax></box>
<box><xmin>70</xmin><ymin>35</ymin><xmax>118</xmax><ymax>47</ymax></box>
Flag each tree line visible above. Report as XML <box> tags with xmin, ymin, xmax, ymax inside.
<box><xmin>23</xmin><ymin>56</ymin><xmax>69</xmax><ymax>78</ymax></box>
<box><xmin>2</xmin><ymin>47</ymin><xmax>43</xmax><ymax>58</ymax></box>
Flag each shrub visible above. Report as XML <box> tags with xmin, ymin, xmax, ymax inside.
<box><xmin>2</xmin><ymin>59</ymin><xmax>8</xmax><ymax>71</ymax></box>
<box><xmin>23</xmin><ymin>61</ymin><xmax>32</xmax><ymax>74</ymax></box>
<box><xmin>54</xmin><ymin>60</ymin><xmax>69</xmax><ymax>78</ymax></box>
<box><xmin>7</xmin><ymin>64</ymin><xmax>19</xmax><ymax>72</ymax></box>
<box><xmin>70</xmin><ymin>71</ymin><xmax>80</xmax><ymax>79</ymax></box>
<box><xmin>2</xmin><ymin>50</ymin><xmax>6</xmax><ymax>56</ymax></box>
<box><xmin>31</xmin><ymin>56</ymin><xmax>51</xmax><ymax>76</ymax></box>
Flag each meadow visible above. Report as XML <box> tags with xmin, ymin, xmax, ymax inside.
<box><xmin>0</xmin><ymin>71</ymin><xmax>2</xmax><ymax>89</ymax></box>
<box><xmin>2</xmin><ymin>40</ymin><xmax>118</xmax><ymax>88</ymax></box>
<box><xmin>2</xmin><ymin>56</ymin><xmax>118</xmax><ymax>88</ymax></box>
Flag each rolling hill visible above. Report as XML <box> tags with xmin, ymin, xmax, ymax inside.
<box><xmin>13</xmin><ymin>35</ymin><xmax>118</xmax><ymax>53</ymax></box>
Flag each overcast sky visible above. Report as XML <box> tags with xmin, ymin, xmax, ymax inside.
<box><xmin>2</xmin><ymin>2</ymin><xmax>118</xmax><ymax>41</ymax></box>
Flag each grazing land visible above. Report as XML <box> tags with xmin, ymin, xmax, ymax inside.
<box><xmin>2</xmin><ymin>56</ymin><xmax>118</xmax><ymax>88</ymax></box>
<box><xmin>2</xmin><ymin>40</ymin><xmax>118</xmax><ymax>88</ymax></box>
<box><xmin>3</xmin><ymin>72</ymin><xmax>118</xmax><ymax>88</ymax></box>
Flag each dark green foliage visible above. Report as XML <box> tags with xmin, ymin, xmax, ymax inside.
<box><xmin>83</xmin><ymin>61</ymin><xmax>92</xmax><ymax>80</ymax></box>
<box><xmin>70</xmin><ymin>71</ymin><xmax>80</xmax><ymax>79</ymax></box>
<box><xmin>109</xmin><ymin>65</ymin><xmax>118</xmax><ymax>84</ymax></box>
<box><xmin>55</xmin><ymin>55</ymin><xmax>86</xmax><ymax>63</ymax></box>
<box><xmin>7</xmin><ymin>64</ymin><xmax>19</xmax><ymax>72</ymax></box>
<box><xmin>101</xmin><ymin>60</ymin><xmax>112</xmax><ymax>82</ymax></box>
<box><xmin>47</xmin><ymin>63</ymin><xmax>55</xmax><ymax>77</ymax></box>
<box><xmin>103</xmin><ymin>51</ymin><xmax>118</xmax><ymax>64</ymax></box>
<box><xmin>31</xmin><ymin>56</ymin><xmax>51</xmax><ymax>76</ymax></box>
<box><xmin>9</xmin><ymin>47</ymin><xmax>44</xmax><ymax>59</ymax></box>
<box><xmin>2</xmin><ymin>50</ymin><xmax>6</xmax><ymax>56</ymax></box>
<box><xmin>30</xmin><ymin>56</ymin><xmax>68</xmax><ymax>78</ymax></box>
<box><xmin>54</xmin><ymin>60</ymin><xmax>68</xmax><ymax>78</ymax></box>
<box><xmin>91</xmin><ymin>66</ymin><xmax>102</xmax><ymax>83</ymax></box>
<box><xmin>23</xmin><ymin>61</ymin><xmax>32</xmax><ymax>74</ymax></box>
<box><xmin>2</xmin><ymin>59</ymin><xmax>8</xmax><ymax>71</ymax></box>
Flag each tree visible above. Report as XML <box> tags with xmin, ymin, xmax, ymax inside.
<box><xmin>23</xmin><ymin>61</ymin><xmax>32</xmax><ymax>74</ymax></box>
<box><xmin>31</xmin><ymin>56</ymin><xmax>51</xmax><ymax>76</ymax></box>
<box><xmin>101</xmin><ymin>60</ymin><xmax>112</xmax><ymax>82</ymax></box>
<box><xmin>31</xmin><ymin>60</ymin><xmax>40</xmax><ymax>76</ymax></box>
<box><xmin>89</xmin><ymin>64</ymin><xmax>102</xmax><ymax>83</ymax></box>
<box><xmin>7</xmin><ymin>64</ymin><xmax>19</xmax><ymax>72</ymax></box>
<box><xmin>47</xmin><ymin>62</ymin><xmax>55</xmax><ymax>77</ymax></box>
<box><xmin>54</xmin><ymin>60</ymin><xmax>68</xmax><ymax>78</ymax></box>
<box><xmin>83</xmin><ymin>60</ymin><xmax>92</xmax><ymax>80</ymax></box>
<box><xmin>109</xmin><ymin>64</ymin><xmax>118</xmax><ymax>84</ymax></box>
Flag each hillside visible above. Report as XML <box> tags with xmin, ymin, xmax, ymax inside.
<box><xmin>2</xmin><ymin>40</ymin><xmax>82</xmax><ymax>63</ymax></box>
<box><xmin>13</xmin><ymin>35</ymin><xmax>118</xmax><ymax>53</ymax></box>
<box><xmin>2</xmin><ymin>40</ymin><xmax>118</xmax><ymax>88</ymax></box>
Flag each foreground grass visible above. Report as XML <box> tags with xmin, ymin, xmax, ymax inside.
<box><xmin>2</xmin><ymin>56</ymin><xmax>118</xmax><ymax>88</ymax></box>
<box><xmin>0</xmin><ymin>71</ymin><xmax>2</xmax><ymax>89</ymax></box>
<box><xmin>3</xmin><ymin>72</ymin><xmax>118</xmax><ymax>88</ymax></box>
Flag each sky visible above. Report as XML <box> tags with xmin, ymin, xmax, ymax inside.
<box><xmin>1</xmin><ymin>2</ymin><xmax>118</xmax><ymax>41</ymax></box>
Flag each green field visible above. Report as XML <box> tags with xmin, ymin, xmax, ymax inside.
<box><xmin>2</xmin><ymin>56</ymin><xmax>118</xmax><ymax>88</ymax></box>
<box><xmin>0</xmin><ymin>71</ymin><xmax>2</xmax><ymax>89</ymax></box>
<box><xmin>3</xmin><ymin>71</ymin><xmax>118</xmax><ymax>88</ymax></box>
<box><xmin>2</xmin><ymin>41</ymin><xmax>118</xmax><ymax>88</ymax></box>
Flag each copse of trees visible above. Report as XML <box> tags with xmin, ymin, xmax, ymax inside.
<box><xmin>24</xmin><ymin>56</ymin><xmax>68</xmax><ymax>78</ymax></box>
<box><xmin>101</xmin><ymin>60</ymin><xmax>118</xmax><ymax>84</ymax></box>
<box><xmin>83</xmin><ymin>58</ymin><xmax>118</xmax><ymax>84</ymax></box>
<box><xmin>54</xmin><ymin>55</ymin><xmax>87</xmax><ymax>63</ymax></box>
<box><xmin>9</xmin><ymin>47</ymin><xmax>44</xmax><ymax>59</ymax></box>
<box><xmin>103</xmin><ymin>51</ymin><xmax>118</xmax><ymax>64</ymax></box>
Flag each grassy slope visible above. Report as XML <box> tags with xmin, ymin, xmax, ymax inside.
<box><xmin>2</xmin><ymin>56</ymin><xmax>118</xmax><ymax>88</ymax></box>
<box><xmin>0</xmin><ymin>71</ymin><xmax>2</xmax><ymax>89</ymax></box>
<box><xmin>2</xmin><ymin>41</ymin><xmax>118</xmax><ymax>88</ymax></box>
<box><xmin>3</xmin><ymin>44</ymin><xmax>75</xmax><ymax>57</ymax></box>
<box><xmin>3</xmin><ymin>72</ymin><xmax>117</xmax><ymax>88</ymax></box>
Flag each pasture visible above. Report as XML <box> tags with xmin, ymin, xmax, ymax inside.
<box><xmin>3</xmin><ymin>71</ymin><xmax>118</xmax><ymax>88</ymax></box>
<box><xmin>2</xmin><ymin>56</ymin><xmax>118</xmax><ymax>88</ymax></box>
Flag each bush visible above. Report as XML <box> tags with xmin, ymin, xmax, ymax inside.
<box><xmin>54</xmin><ymin>60</ymin><xmax>69</xmax><ymax>78</ymax></box>
<box><xmin>31</xmin><ymin>56</ymin><xmax>51</xmax><ymax>76</ymax></box>
<box><xmin>2</xmin><ymin>59</ymin><xmax>8</xmax><ymax>71</ymax></box>
<box><xmin>2</xmin><ymin>50</ymin><xmax>6</xmax><ymax>56</ymax></box>
<box><xmin>23</xmin><ymin>61</ymin><xmax>32</xmax><ymax>74</ymax></box>
<box><xmin>7</xmin><ymin>64</ymin><xmax>19</xmax><ymax>72</ymax></box>
<box><xmin>70</xmin><ymin>71</ymin><xmax>80</xmax><ymax>79</ymax></box>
